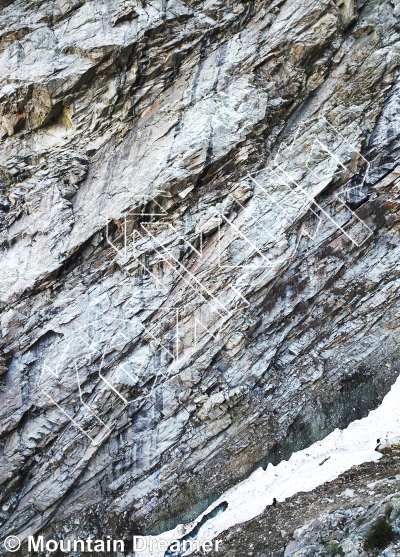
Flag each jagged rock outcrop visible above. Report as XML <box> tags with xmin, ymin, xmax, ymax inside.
<box><xmin>1</xmin><ymin>0</ymin><xmax>400</xmax><ymax>554</ymax></box>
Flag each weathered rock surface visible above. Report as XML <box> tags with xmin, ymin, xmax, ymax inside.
<box><xmin>1</xmin><ymin>0</ymin><xmax>400</xmax><ymax>554</ymax></box>
<box><xmin>217</xmin><ymin>441</ymin><xmax>400</xmax><ymax>557</ymax></box>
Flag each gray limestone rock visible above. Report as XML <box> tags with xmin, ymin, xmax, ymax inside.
<box><xmin>1</xmin><ymin>0</ymin><xmax>400</xmax><ymax>553</ymax></box>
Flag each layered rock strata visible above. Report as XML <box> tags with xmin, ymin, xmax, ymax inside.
<box><xmin>1</xmin><ymin>0</ymin><xmax>400</xmax><ymax>553</ymax></box>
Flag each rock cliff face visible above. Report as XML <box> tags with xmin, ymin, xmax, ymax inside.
<box><xmin>1</xmin><ymin>0</ymin><xmax>400</xmax><ymax>553</ymax></box>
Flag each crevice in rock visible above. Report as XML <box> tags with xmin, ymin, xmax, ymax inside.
<box><xmin>164</xmin><ymin>502</ymin><xmax>228</xmax><ymax>557</ymax></box>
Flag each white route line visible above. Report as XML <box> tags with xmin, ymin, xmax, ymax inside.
<box><xmin>120</xmin><ymin>210</ymin><xmax>235</xmax><ymax>350</ymax></box>
<box><xmin>75</xmin><ymin>361</ymin><xmax>112</xmax><ymax>433</ymax></box>
<box><xmin>217</xmin><ymin>215</ymin><xmax>273</xmax><ymax>269</ymax></box>
<box><xmin>228</xmin><ymin>284</ymin><xmax>250</xmax><ymax>308</ymax></box>
<box><xmin>38</xmin><ymin>362</ymin><xmax>111</xmax><ymax>447</ymax></box>
<box><xmin>128</xmin><ymin>240</ymin><xmax>170</xmax><ymax>295</ymax></box>
<box><xmin>139</xmin><ymin>223</ymin><xmax>231</xmax><ymax>319</ymax></box>
<box><xmin>215</xmin><ymin>180</ymin><xmax>291</xmax><ymax>270</ymax></box>
<box><xmin>168</xmin><ymin>222</ymin><xmax>204</xmax><ymax>258</ymax></box>
<box><xmin>273</xmin><ymin>116</ymin><xmax>372</xmax><ymax>246</ymax></box>
<box><xmin>307</xmin><ymin>116</ymin><xmax>370</xmax><ymax>187</ymax></box>
<box><xmin>37</xmin><ymin>316</ymin><xmax>178</xmax><ymax>445</ymax></box>
<box><xmin>105</xmin><ymin>192</ymin><xmax>168</xmax><ymax>258</ymax></box>
<box><xmin>58</xmin><ymin>113</ymin><xmax>373</xmax><ymax>447</ymax></box>
<box><xmin>106</xmin><ymin>197</ymin><xmax>251</xmax><ymax>307</ymax></box>
<box><xmin>272</xmin><ymin>164</ymin><xmax>372</xmax><ymax>247</ymax></box>
<box><xmin>194</xmin><ymin>318</ymin><xmax>218</xmax><ymax>347</ymax></box>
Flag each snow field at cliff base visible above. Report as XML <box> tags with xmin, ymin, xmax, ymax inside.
<box><xmin>141</xmin><ymin>374</ymin><xmax>400</xmax><ymax>556</ymax></box>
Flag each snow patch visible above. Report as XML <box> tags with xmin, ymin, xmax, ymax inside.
<box><xmin>139</xmin><ymin>374</ymin><xmax>400</xmax><ymax>556</ymax></box>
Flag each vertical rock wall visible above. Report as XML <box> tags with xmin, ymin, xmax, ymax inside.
<box><xmin>1</xmin><ymin>0</ymin><xmax>400</xmax><ymax>552</ymax></box>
